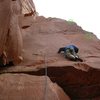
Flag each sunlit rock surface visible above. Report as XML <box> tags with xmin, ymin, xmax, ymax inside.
<box><xmin>0</xmin><ymin>4</ymin><xmax>100</xmax><ymax>99</ymax></box>
<box><xmin>0</xmin><ymin>74</ymin><xmax>70</xmax><ymax>100</ymax></box>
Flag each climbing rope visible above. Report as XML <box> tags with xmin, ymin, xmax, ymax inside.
<box><xmin>43</xmin><ymin>53</ymin><xmax>48</xmax><ymax>100</ymax></box>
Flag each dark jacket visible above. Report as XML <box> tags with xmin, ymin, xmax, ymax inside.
<box><xmin>64</xmin><ymin>45</ymin><xmax>79</xmax><ymax>53</ymax></box>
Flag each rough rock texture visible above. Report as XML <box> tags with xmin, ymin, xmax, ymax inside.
<box><xmin>0</xmin><ymin>0</ymin><xmax>37</xmax><ymax>65</ymax></box>
<box><xmin>0</xmin><ymin>74</ymin><xmax>70</xmax><ymax>100</ymax></box>
<box><xmin>0</xmin><ymin>1</ymin><xmax>74</xmax><ymax>100</ymax></box>
<box><xmin>0</xmin><ymin>16</ymin><xmax>100</xmax><ymax>99</ymax></box>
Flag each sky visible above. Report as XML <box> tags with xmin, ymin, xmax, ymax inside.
<box><xmin>33</xmin><ymin>0</ymin><xmax>100</xmax><ymax>39</ymax></box>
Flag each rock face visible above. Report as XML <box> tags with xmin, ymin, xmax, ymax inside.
<box><xmin>20</xmin><ymin>16</ymin><xmax>100</xmax><ymax>99</ymax></box>
<box><xmin>0</xmin><ymin>0</ymin><xmax>37</xmax><ymax>65</ymax></box>
<box><xmin>0</xmin><ymin>74</ymin><xmax>70</xmax><ymax>100</ymax></box>
<box><xmin>0</xmin><ymin>3</ymin><xmax>100</xmax><ymax>100</ymax></box>
<box><xmin>0</xmin><ymin>15</ymin><xmax>100</xmax><ymax>99</ymax></box>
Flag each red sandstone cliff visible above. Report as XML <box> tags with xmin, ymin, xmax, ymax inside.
<box><xmin>0</xmin><ymin>1</ymin><xmax>100</xmax><ymax>100</ymax></box>
<box><xmin>0</xmin><ymin>15</ymin><xmax>100</xmax><ymax>99</ymax></box>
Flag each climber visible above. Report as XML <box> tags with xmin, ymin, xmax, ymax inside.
<box><xmin>58</xmin><ymin>45</ymin><xmax>83</xmax><ymax>62</ymax></box>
